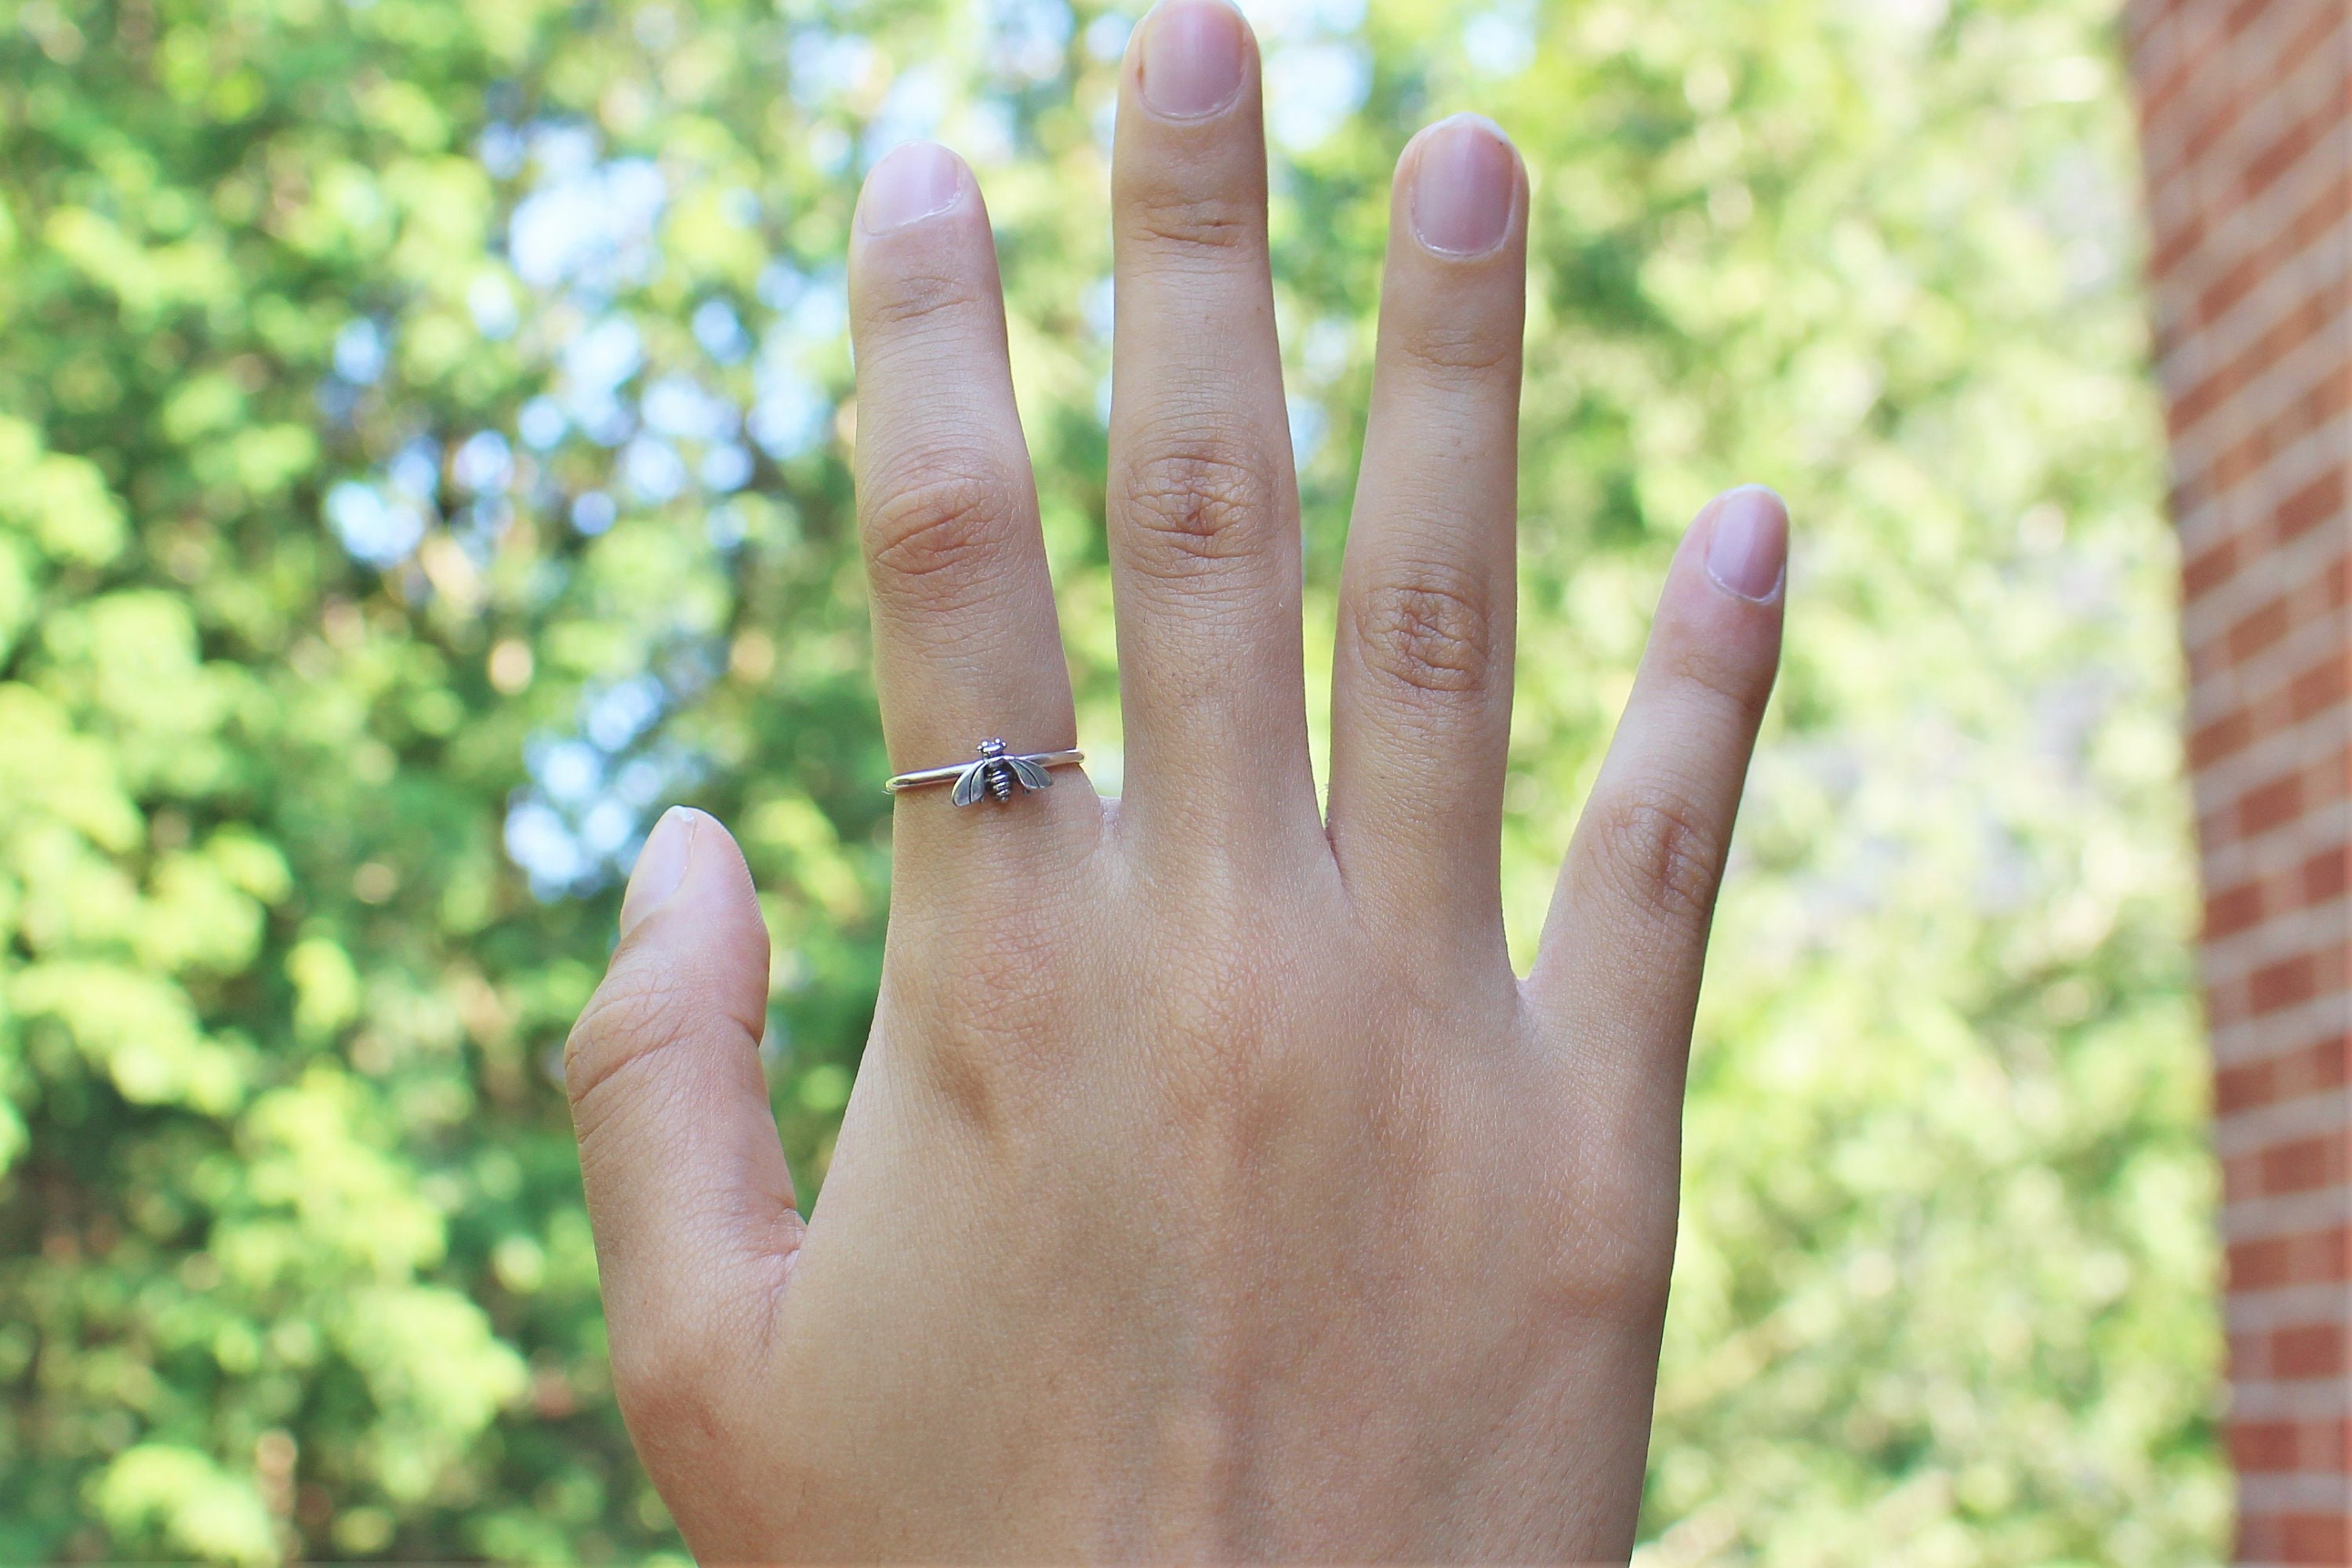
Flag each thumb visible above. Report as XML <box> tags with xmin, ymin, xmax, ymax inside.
<box><xmin>566</xmin><ymin>807</ymin><xmax>802</xmax><ymax>1449</ymax></box>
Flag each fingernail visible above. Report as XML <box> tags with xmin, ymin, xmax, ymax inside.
<box><xmin>1410</xmin><ymin>115</ymin><xmax>1515</xmax><ymax>257</ymax></box>
<box><xmin>1139</xmin><ymin>0</ymin><xmax>1247</xmax><ymax>119</ymax></box>
<box><xmin>1703</xmin><ymin>485</ymin><xmax>1789</xmax><ymax>602</ymax></box>
<box><xmin>619</xmin><ymin>807</ymin><xmax>699</xmax><ymax>936</ymax></box>
<box><xmin>859</xmin><ymin>141</ymin><xmax>963</xmax><ymax>234</ymax></box>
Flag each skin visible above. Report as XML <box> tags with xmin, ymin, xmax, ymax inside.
<box><xmin>564</xmin><ymin>2</ymin><xmax>1787</xmax><ymax>1559</ymax></box>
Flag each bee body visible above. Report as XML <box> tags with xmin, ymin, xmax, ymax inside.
<box><xmin>949</xmin><ymin>739</ymin><xmax>1058</xmax><ymax>807</ymax></box>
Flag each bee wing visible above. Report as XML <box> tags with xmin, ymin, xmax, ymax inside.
<box><xmin>1008</xmin><ymin>755</ymin><xmax>1054</xmax><ymax>791</ymax></box>
<box><xmin>950</xmin><ymin>762</ymin><xmax>989</xmax><ymax>807</ymax></box>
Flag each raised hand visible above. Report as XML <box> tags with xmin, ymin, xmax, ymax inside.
<box><xmin>564</xmin><ymin>0</ymin><xmax>1786</xmax><ymax>1556</ymax></box>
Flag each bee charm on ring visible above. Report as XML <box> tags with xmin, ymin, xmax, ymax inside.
<box><xmin>950</xmin><ymin>739</ymin><xmax>1055</xmax><ymax>806</ymax></box>
<box><xmin>883</xmin><ymin>739</ymin><xmax>1084</xmax><ymax>805</ymax></box>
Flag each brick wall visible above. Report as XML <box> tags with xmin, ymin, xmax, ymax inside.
<box><xmin>2126</xmin><ymin>2</ymin><xmax>2352</xmax><ymax>1562</ymax></box>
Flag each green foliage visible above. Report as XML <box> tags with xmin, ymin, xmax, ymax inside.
<box><xmin>0</xmin><ymin>0</ymin><xmax>2220</xmax><ymax>1561</ymax></box>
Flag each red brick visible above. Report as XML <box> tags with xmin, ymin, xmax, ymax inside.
<box><xmin>2229</xmin><ymin>596</ymin><xmax>2296</xmax><ymax>662</ymax></box>
<box><xmin>2206</xmin><ymin>877</ymin><xmax>2268</xmax><ymax>939</ymax></box>
<box><xmin>2277</xmin><ymin>464</ymin><xmax>2345</xmax><ymax>540</ymax></box>
<box><xmin>2303</xmin><ymin>843</ymin><xmax>2352</xmax><ymax>902</ymax></box>
<box><xmin>2231</xmin><ymin>1417</ymin><xmax>2303</xmax><ymax>1472</ymax></box>
<box><xmin>2215</xmin><ymin>1057</ymin><xmax>2274</xmax><ymax>1115</ymax></box>
<box><xmin>2259</xmin><ymin>1130</ymin><xmax>2347</xmax><ymax>1196</ymax></box>
<box><xmin>2321</xmin><ymin>1035</ymin><xmax>2352</xmax><ymax>1089</ymax></box>
<box><xmin>2220</xmin><ymin>1034</ymin><xmax>2352</xmax><ymax>1118</ymax></box>
<box><xmin>2238</xmin><ymin>770</ymin><xmax>2307</xmax><ymax>836</ymax></box>
<box><xmin>2244</xmin><ymin>1501</ymin><xmax>2352</xmax><ymax>1566</ymax></box>
<box><xmin>2288</xmin><ymin>649</ymin><xmax>2352</xmax><ymax>721</ymax></box>
<box><xmin>2220</xmin><ymin>0</ymin><xmax>2270</xmax><ymax>39</ymax></box>
<box><xmin>2271</xmin><ymin>1321</ymin><xmax>2347</xmax><ymax>1378</ymax></box>
<box><xmin>2191</xmin><ymin>708</ymin><xmax>2256</xmax><ymax>770</ymax></box>
<box><xmin>2281</xmin><ymin>1511</ymin><xmax>2352</xmax><ymax>1565</ymax></box>
<box><xmin>2249</xmin><ymin>952</ymin><xmax>2319</xmax><ymax>1014</ymax></box>
<box><xmin>2230</xmin><ymin>1225</ymin><xmax>2352</xmax><ymax>1291</ymax></box>
<box><xmin>2151</xmin><ymin>209</ymin><xmax>2206</xmax><ymax>281</ymax></box>
<box><xmin>2185</xmin><ymin>535</ymin><xmax>2241</xmax><ymax>599</ymax></box>
<box><xmin>2230</xmin><ymin>1234</ymin><xmax>2296</xmax><ymax>1290</ymax></box>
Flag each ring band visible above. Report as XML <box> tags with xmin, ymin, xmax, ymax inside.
<box><xmin>886</xmin><ymin>739</ymin><xmax>1085</xmax><ymax>804</ymax></box>
<box><xmin>884</xmin><ymin>749</ymin><xmax>1084</xmax><ymax>792</ymax></box>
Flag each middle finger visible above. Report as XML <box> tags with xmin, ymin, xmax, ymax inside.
<box><xmin>1107</xmin><ymin>0</ymin><xmax>1319</xmax><ymax>855</ymax></box>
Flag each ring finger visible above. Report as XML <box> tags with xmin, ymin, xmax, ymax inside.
<box><xmin>847</xmin><ymin>143</ymin><xmax>1087</xmax><ymax>874</ymax></box>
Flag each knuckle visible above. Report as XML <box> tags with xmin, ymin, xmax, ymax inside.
<box><xmin>1537</xmin><ymin>1209</ymin><xmax>1673</xmax><ymax>1334</ymax></box>
<box><xmin>862</xmin><ymin>463</ymin><xmax>1024</xmax><ymax>603</ymax></box>
<box><xmin>1666</xmin><ymin>637</ymin><xmax>1776</xmax><ymax>727</ymax></box>
<box><xmin>946</xmin><ymin>934</ymin><xmax>1068</xmax><ymax>1062</ymax></box>
<box><xmin>858</xmin><ymin>264</ymin><xmax>989</xmax><ymax>332</ymax></box>
<box><xmin>897</xmin><ymin>909</ymin><xmax>1081</xmax><ymax>1123</ymax></box>
<box><xmin>1392</xmin><ymin>320</ymin><xmax>1517</xmax><ymax>380</ymax></box>
<box><xmin>1546</xmin><ymin>1131</ymin><xmax>1679</xmax><ymax>1323</ymax></box>
<box><xmin>1177</xmin><ymin>960</ymin><xmax>1334</xmax><ymax>1142</ymax></box>
<box><xmin>1588</xmin><ymin>784</ymin><xmax>1725</xmax><ymax>930</ymax></box>
<box><xmin>1126</xmin><ymin>882</ymin><xmax>1301</xmax><ymax>1095</ymax></box>
<box><xmin>1114</xmin><ymin>430</ymin><xmax>1276</xmax><ymax>576</ymax></box>
<box><xmin>609</xmin><ymin>1333</ymin><xmax>737</xmax><ymax>1457</ymax></box>
<box><xmin>1355</xmin><ymin>564</ymin><xmax>1493</xmax><ymax>695</ymax></box>
<box><xmin>564</xmin><ymin>959</ymin><xmax>760</xmax><ymax>1127</ymax></box>
<box><xmin>564</xmin><ymin>975</ymin><xmax>685</xmax><ymax>1114</ymax></box>
<box><xmin>1122</xmin><ymin>190</ymin><xmax>1261</xmax><ymax>258</ymax></box>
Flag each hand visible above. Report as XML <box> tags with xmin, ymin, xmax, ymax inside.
<box><xmin>564</xmin><ymin>0</ymin><xmax>1786</xmax><ymax>1556</ymax></box>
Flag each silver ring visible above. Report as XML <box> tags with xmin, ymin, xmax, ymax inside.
<box><xmin>886</xmin><ymin>739</ymin><xmax>1085</xmax><ymax>805</ymax></box>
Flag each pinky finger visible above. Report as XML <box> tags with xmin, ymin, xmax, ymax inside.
<box><xmin>1524</xmin><ymin>485</ymin><xmax>1787</xmax><ymax>1129</ymax></box>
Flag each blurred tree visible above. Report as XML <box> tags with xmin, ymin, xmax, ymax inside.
<box><xmin>0</xmin><ymin>0</ymin><xmax>2220</xmax><ymax>1562</ymax></box>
